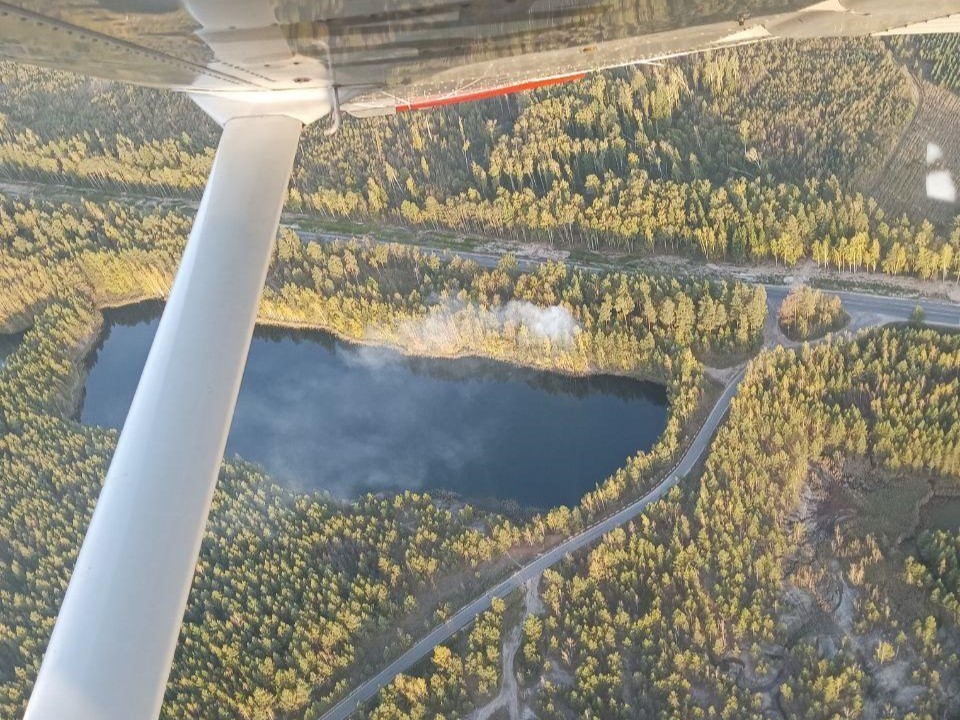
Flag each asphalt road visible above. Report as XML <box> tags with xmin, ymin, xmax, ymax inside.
<box><xmin>295</xmin><ymin>229</ymin><xmax>960</xmax><ymax>328</ymax></box>
<box><xmin>317</xmin><ymin>368</ymin><xmax>746</xmax><ymax>720</ymax></box>
<box><xmin>7</xmin><ymin>177</ymin><xmax>959</xmax><ymax>719</ymax></box>
<box><xmin>4</xmin><ymin>178</ymin><xmax>950</xmax><ymax>713</ymax></box>
<box><xmin>311</xmin><ymin>234</ymin><xmax>959</xmax><ymax>720</ymax></box>
<box><xmin>763</xmin><ymin>285</ymin><xmax>960</xmax><ymax>327</ymax></box>
<box><xmin>3</xmin><ymin>178</ymin><xmax>959</xmax><ymax>328</ymax></box>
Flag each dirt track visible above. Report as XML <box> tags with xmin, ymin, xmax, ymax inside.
<box><xmin>470</xmin><ymin>576</ymin><xmax>543</xmax><ymax>720</ymax></box>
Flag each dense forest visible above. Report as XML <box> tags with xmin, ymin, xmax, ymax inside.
<box><xmin>0</xmin><ymin>187</ymin><xmax>768</xmax><ymax>717</ymax></box>
<box><xmin>362</xmin><ymin>601</ymin><xmax>507</xmax><ymax>720</ymax></box>
<box><xmin>348</xmin><ymin>327</ymin><xmax>960</xmax><ymax>719</ymax></box>
<box><xmin>893</xmin><ymin>34</ymin><xmax>960</xmax><ymax>94</ymax></box>
<box><xmin>0</xmin><ymin>296</ymin><xmax>528</xmax><ymax>718</ymax></box>
<box><xmin>907</xmin><ymin>529</ymin><xmax>960</xmax><ymax>625</ymax></box>
<box><xmin>2</xmin><ymin>39</ymin><xmax>960</xmax><ymax>281</ymax></box>
<box><xmin>1</xmin><ymin>32</ymin><xmax>960</xmax><ymax>720</ymax></box>
<box><xmin>514</xmin><ymin>328</ymin><xmax>960</xmax><ymax>719</ymax></box>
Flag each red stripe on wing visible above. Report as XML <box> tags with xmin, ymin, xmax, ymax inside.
<box><xmin>395</xmin><ymin>72</ymin><xmax>587</xmax><ymax>112</ymax></box>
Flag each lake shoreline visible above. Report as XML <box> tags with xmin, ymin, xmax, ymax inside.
<box><xmin>86</xmin><ymin>295</ymin><xmax>676</xmax><ymax>387</ymax></box>
<box><xmin>81</xmin><ymin>300</ymin><xmax>672</xmax><ymax>509</ymax></box>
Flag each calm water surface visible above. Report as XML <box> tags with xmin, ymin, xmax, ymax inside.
<box><xmin>80</xmin><ymin>303</ymin><xmax>669</xmax><ymax>508</ymax></box>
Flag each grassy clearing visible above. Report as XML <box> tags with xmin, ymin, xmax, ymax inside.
<box><xmin>850</xmin><ymin>477</ymin><xmax>932</xmax><ymax>541</ymax></box>
<box><xmin>809</xmin><ymin>275</ymin><xmax>924</xmax><ymax>299</ymax></box>
<box><xmin>920</xmin><ymin>497</ymin><xmax>960</xmax><ymax>533</ymax></box>
<box><xmin>831</xmin><ymin>466</ymin><xmax>960</xmax><ymax>543</ymax></box>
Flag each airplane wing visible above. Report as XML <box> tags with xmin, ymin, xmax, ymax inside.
<box><xmin>2</xmin><ymin>1</ymin><xmax>960</xmax><ymax>114</ymax></box>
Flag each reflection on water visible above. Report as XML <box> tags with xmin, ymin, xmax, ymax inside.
<box><xmin>80</xmin><ymin>303</ymin><xmax>669</xmax><ymax>509</ymax></box>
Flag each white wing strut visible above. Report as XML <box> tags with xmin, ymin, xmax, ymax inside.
<box><xmin>24</xmin><ymin>113</ymin><xmax>303</xmax><ymax>720</ymax></box>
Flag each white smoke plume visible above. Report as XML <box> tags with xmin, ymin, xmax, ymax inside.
<box><xmin>500</xmin><ymin>301</ymin><xmax>579</xmax><ymax>344</ymax></box>
<box><xmin>385</xmin><ymin>299</ymin><xmax>580</xmax><ymax>352</ymax></box>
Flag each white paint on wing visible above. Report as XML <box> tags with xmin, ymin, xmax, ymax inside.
<box><xmin>801</xmin><ymin>0</ymin><xmax>848</xmax><ymax>13</ymax></box>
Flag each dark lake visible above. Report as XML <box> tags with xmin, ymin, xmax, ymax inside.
<box><xmin>79</xmin><ymin>303</ymin><xmax>669</xmax><ymax>509</ymax></box>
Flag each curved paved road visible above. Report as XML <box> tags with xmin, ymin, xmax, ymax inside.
<box><xmin>3</xmin><ymin>179</ymin><xmax>957</xmax><ymax>717</ymax></box>
<box><xmin>287</xmin><ymin>227</ymin><xmax>957</xmax><ymax>717</ymax></box>
<box><xmin>8</xmin><ymin>178</ymin><xmax>955</xmax><ymax>715</ymax></box>
<box><xmin>762</xmin><ymin>285</ymin><xmax>960</xmax><ymax>328</ymax></box>
<box><xmin>317</xmin><ymin>281</ymin><xmax>959</xmax><ymax>720</ymax></box>
<box><xmin>315</xmin><ymin>258</ymin><xmax>960</xmax><ymax>720</ymax></box>
<box><xmin>318</xmin><ymin>369</ymin><xmax>746</xmax><ymax>720</ymax></box>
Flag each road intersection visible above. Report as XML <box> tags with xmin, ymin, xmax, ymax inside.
<box><xmin>313</xmin><ymin>236</ymin><xmax>959</xmax><ymax>720</ymax></box>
